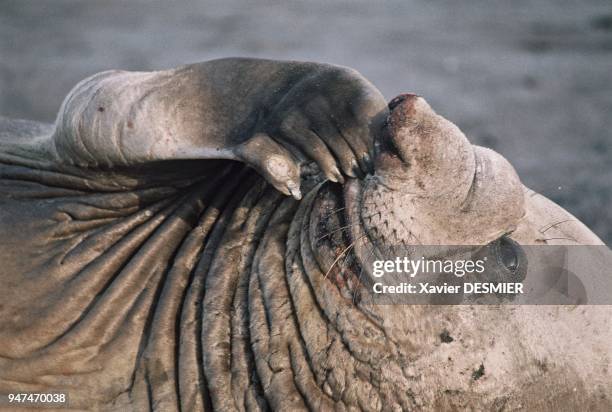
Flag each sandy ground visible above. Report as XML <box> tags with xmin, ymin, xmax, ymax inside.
<box><xmin>1</xmin><ymin>0</ymin><xmax>610</xmax><ymax>243</ymax></box>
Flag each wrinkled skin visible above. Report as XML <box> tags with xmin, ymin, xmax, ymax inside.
<box><xmin>0</xmin><ymin>58</ymin><xmax>609</xmax><ymax>411</ymax></box>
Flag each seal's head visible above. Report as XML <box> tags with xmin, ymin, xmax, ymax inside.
<box><xmin>365</xmin><ymin>93</ymin><xmax>524</xmax><ymax>246</ymax></box>
<box><xmin>299</xmin><ymin>94</ymin><xmax>609</xmax><ymax>409</ymax></box>
<box><xmin>344</xmin><ymin>93</ymin><xmax>600</xmax><ymax>253</ymax></box>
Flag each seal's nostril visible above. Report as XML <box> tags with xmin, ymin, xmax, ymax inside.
<box><xmin>388</xmin><ymin>93</ymin><xmax>419</xmax><ymax>110</ymax></box>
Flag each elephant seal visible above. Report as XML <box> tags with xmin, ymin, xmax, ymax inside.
<box><xmin>0</xmin><ymin>58</ymin><xmax>610</xmax><ymax>411</ymax></box>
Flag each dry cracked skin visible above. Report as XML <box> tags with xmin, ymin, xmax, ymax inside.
<box><xmin>0</xmin><ymin>58</ymin><xmax>609</xmax><ymax>411</ymax></box>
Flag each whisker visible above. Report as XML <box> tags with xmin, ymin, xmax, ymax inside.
<box><xmin>315</xmin><ymin>212</ymin><xmax>382</xmax><ymax>242</ymax></box>
<box><xmin>325</xmin><ymin>234</ymin><xmax>368</xmax><ymax>279</ymax></box>
<box><xmin>319</xmin><ymin>206</ymin><xmax>346</xmax><ymax>220</ymax></box>
<box><xmin>541</xmin><ymin>236</ymin><xmax>578</xmax><ymax>243</ymax></box>
<box><xmin>338</xmin><ymin>246</ymin><xmax>357</xmax><ymax>284</ymax></box>
<box><xmin>316</xmin><ymin>223</ymin><xmax>356</xmax><ymax>242</ymax></box>
<box><xmin>539</xmin><ymin>219</ymin><xmax>575</xmax><ymax>234</ymax></box>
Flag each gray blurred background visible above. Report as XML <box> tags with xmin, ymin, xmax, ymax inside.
<box><xmin>1</xmin><ymin>0</ymin><xmax>611</xmax><ymax>243</ymax></box>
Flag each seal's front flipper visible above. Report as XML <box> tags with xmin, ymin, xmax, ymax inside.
<box><xmin>235</xmin><ymin>132</ymin><xmax>301</xmax><ymax>199</ymax></box>
<box><xmin>50</xmin><ymin>59</ymin><xmax>387</xmax><ymax>196</ymax></box>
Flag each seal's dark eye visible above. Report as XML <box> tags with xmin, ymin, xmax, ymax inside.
<box><xmin>498</xmin><ymin>236</ymin><xmax>518</xmax><ymax>271</ymax></box>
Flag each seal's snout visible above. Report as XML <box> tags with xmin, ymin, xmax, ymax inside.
<box><xmin>378</xmin><ymin>93</ymin><xmax>473</xmax><ymax>191</ymax></box>
<box><xmin>366</xmin><ymin>93</ymin><xmax>526</xmax><ymax>245</ymax></box>
<box><xmin>372</xmin><ymin>93</ymin><xmax>424</xmax><ymax>174</ymax></box>
<box><xmin>378</xmin><ymin>93</ymin><xmax>440</xmax><ymax>166</ymax></box>
<box><xmin>387</xmin><ymin>93</ymin><xmax>420</xmax><ymax>111</ymax></box>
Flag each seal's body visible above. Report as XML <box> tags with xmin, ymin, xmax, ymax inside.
<box><xmin>0</xmin><ymin>59</ymin><xmax>609</xmax><ymax>411</ymax></box>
